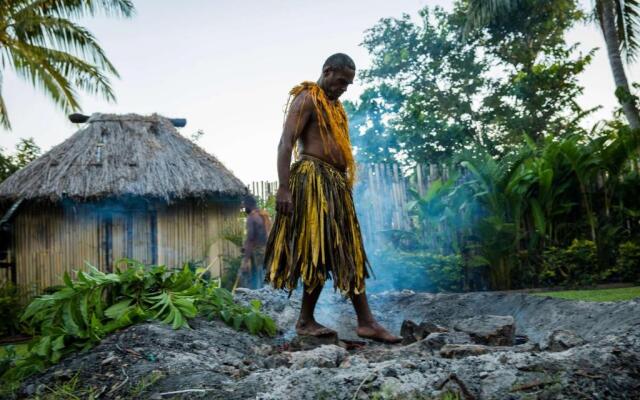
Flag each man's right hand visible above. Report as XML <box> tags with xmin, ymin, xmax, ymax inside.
<box><xmin>276</xmin><ymin>186</ymin><xmax>293</xmax><ymax>215</ymax></box>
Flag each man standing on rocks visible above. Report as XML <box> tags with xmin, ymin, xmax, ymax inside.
<box><xmin>264</xmin><ymin>53</ymin><xmax>401</xmax><ymax>343</ymax></box>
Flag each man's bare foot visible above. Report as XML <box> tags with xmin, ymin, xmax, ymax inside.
<box><xmin>356</xmin><ymin>322</ymin><xmax>402</xmax><ymax>344</ymax></box>
<box><xmin>295</xmin><ymin>319</ymin><xmax>337</xmax><ymax>337</ymax></box>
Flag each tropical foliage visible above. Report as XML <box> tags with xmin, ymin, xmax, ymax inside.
<box><xmin>0</xmin><ymin>0</ymin><xmax>134</xmax><ymax>129</ymax></box>
<box><xmin>2</xmin><ymin>260</ymin><xmax>276</xmax><ymax>383</ymax></box>
<box><xmin>348</xmin><ymin>1</ymin><xmax>640</xmax><ymax>290</ymax></box>
<box><xmin>463</xmin><ymin>0</ymin><xmax>640</xmax><ymax>130</ymax></box>
<box><xmin>0</xmin><ymin>138</ymin><xmax>40</xmax><ymax>182</ymax></box>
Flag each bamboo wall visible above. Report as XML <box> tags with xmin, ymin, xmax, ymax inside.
<box><xmin>0</xmin><ymin>262</ymin><xmax>13</xmax><ymax>285</ymax></box>
<box><xmin>12</xmin><ymin>203</ymin><xmax>101</xmax><ymax>296</ymax></box>
<box><xmin>156</xmin><ymin>200</ymin><xmax>241</xmax><ymax>278</ymax></box>
<box><xmin>11</xmin><ymin>199</ymin><xmax>241</xmax><ymax>295</ymax></box>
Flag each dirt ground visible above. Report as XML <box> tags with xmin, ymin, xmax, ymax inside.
<box><xmin>17</xmin><ymin>288</ymin><xmax>640</xmax><ymax>399</ymax></box>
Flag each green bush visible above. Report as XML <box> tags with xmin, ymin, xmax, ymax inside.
<box><xmin>0</xmin><ymin>282</ymin><xmax>23</xmax><ymax>337</ymax></box>
<box><xmin>613</xmin><ymin>241</ymin><xmax>640</xmax><ymax>283</ymax></box>
<box><xmin>0</xmin><ymin>345</ymin><xmax>17</xmax><ymax>377</ymax></box>
<box><xmin>376</xmin><ymin>251</ymin><xmax>464</xmax><ymax>292</ymax></box>
<box><xmin>541</xmin><ymin>239</ymin><xmax>598</xmax><ymax>287</ymax></box>
<box><xmin>3</xmin><ymin>260</ymin><xmax>276</xmax><ymax>384</ymax></box>
<box><xmin>602</xmin><ymin>241</ymin><xmax>640</xmax><ymax>283</ymax></box>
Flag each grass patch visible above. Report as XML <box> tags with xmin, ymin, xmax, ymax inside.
<box><xmin>34</xmin><ymin>373</ymin><xmax>100</xmax><ymax>400</ymax></box>
<box><xmin>128</xmin><ymin>370</ymin><xmax>165</xmax><ymax>398</ymax></box>
<box><xmin>534</xmin><ymin>286</ymin><xmax>640</xmax><ymax>302</ymax></box>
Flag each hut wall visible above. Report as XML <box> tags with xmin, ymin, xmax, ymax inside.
<box><xmin>13</xmin><ymin>203</ymin><xmax>101</xmax><ymax>295</ymax></box>
<box><xmin>156</xmin><ymin>200</ymin><xmax>241</xmax><ymax>277</ymax></box>
<box><xmin>12</xmin><ymin>200</ymin><xmax>241</xmax><ymax>295</ymax></box>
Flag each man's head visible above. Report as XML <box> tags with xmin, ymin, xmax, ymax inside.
<box><xmin>320</xmin><ymin>53</ymin><xmax>355</xmax><ymax>100</ymax></box>
<box><xmin>243</xmin><ymin>195</ymin><xmax>258</xmax><ymax>214</ymax></box>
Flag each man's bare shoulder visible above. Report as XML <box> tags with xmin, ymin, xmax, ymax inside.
<box><xmin>247</xmin><ymin>211</ymin><xmax>264</xmax><ymax>224</ymax></box>
<box><xmin>289</xmin><ymin>89</ymin><xmax>314</xmax><ymax>114</ymax></box>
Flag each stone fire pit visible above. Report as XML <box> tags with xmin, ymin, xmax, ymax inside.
<box><xmin>19</xmin><ymin>288</ymin><xmax>640</xmax><ymax>399</ymax></box>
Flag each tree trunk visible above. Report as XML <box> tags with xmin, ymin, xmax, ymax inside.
<box><xmin>600</xmin><ymin>0</ymin><xmax>640</xmax><ymax>131</ymax></box>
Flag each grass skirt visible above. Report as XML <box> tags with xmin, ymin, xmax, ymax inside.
<box><xmin>264</xmin><ymin>155</ymin><xmax>371</xmax><ymax>296</ymax></box>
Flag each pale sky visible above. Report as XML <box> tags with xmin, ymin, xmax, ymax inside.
<box><xmin>1</xmin><ymin>0</ymin><xmax>637</xmax><ymax>184</ymax></box>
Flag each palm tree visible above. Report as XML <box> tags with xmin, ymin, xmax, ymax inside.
<box><xmin>464</xmin><ymin>0</ymin><xmax>640</xmax><ymax>131</ymax></box>
<box><xmin>597</xmin><ymin>0</ymin><xmax>640</xmax><ymax>130</ymax></box>
<box><xmin>0</xmin><ymin>0</ymin><xmax>135</xmax><ymax>129</ymax></box>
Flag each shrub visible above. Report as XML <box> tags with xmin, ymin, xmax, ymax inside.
<box><xmin>613</xmin><ymin>241</ymin><xmax>640</xmax><ymax>283</ymax></box>
<box><xmin>4</xmin><ymin>260</ymin><xmax>276</xmax><ymax>384</ymax></box>
<box><xmin>541</xmin><ymin>239</ymin><xmax>598</xmax><ymax>287</ymax></box>
<box><xmin>0</xmin><ymin>345</ymin><xmax>17</xmax><ymax>377</ymax></box>
<box><xmin>0</xmin><ymin>282</ymin><xmax>23</xmax><ymax>337</ymax></box>
<box><xmin>372</xmin><ymin>251</ymin><xmax>464</xmax><ymax>292</ymax></box>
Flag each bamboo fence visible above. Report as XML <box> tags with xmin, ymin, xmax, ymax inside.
<box><xmin>248</xmin><ymin>162</ymin><xmax>449</xmax><ymax>247</ymax></box>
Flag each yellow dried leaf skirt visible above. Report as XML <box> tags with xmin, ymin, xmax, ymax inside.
<box><xmin>264</xmin><ymin>154</ymin><xmax>371</xmax><ymax>296</ymax></box>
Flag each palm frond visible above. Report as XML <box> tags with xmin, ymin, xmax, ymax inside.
<box><xmin>464</xmin><ymin>0</ymin><xmax>523</xmax><ymax>33</ymax></box>
<box><xmin>616</xmin><ymin>0</ymin><xmax>640</xmax><ymax>62</ymax></box>
<box><xmin>12</xmin><ymin>13</ymin><xmax>118</xmax><ymax>75</ymax></box>
<box><xmin>0</xmin><ymin>0</ymin><xmax>129</xmax><ymax>128</ymax></box>
<box><xmin>0</xmin><ymin>71</ymin><xmax>10</xmax><ymax>129</ymax></box>
<box><xmin>5</xmin><ymin>41</ymin><xmax>80</xmax><ymax>111</ymax></box>
<box><xmin>15</xmin><ymin>0</ymin><xmax>135</xmax><ymax>19</ymax></box>
<box><xmin>6</xmin><ymin>39</ymin><xmax>117</xmax><ymax>112</ymax></box>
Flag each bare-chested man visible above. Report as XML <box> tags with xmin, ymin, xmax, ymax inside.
<box><xmin>263</xmin><ymin>53</ymin><xmax>400</xmax><ymax>343</ymax></box>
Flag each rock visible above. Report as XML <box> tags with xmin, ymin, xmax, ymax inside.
<box><xmin>254</xmin><ymin>344</ymin><xmax>273</xmax><ymax>357</ymax></box>
<box><xmin>23</xmin><ymin>384</ymin><xmax>36</xmax><ymax>396</ymax></box>
<box><xmin>515</xmin><ymin>334</ymin><xmax>529</xmax><ymax>345</ymax></box>
<box><xmin>263</xmin><ymin>354</ymin><xmax>291</xmax><ymax>369</ymax></box>
<box><xmin>423</xmin><ymin>331</ymin><xmax>473</xmax><ymax>350</ymax></box>
<box><xmin>453</xmin><ymin>315</ymin><xmax>515</xmax><ymax>346</ymax></box>
<box><xmin>401</xmin><ymin>320</ymin><xmax>448</xmax><ymax>344</ymax></box>
<box><xmin>400</xmin><ymin>320</ymin><xmax>419</xmax><ymax>344</ymax></box>
<box><xmin>339</xmin><ymin>355</ymin><xmax>367</xmax><ymax>369</ymax></box>
<box><xmin>541</xmin><ymin>329</ymin><xmax>587</xmax><ymax>352</ymax></box>
<box><xmin>289</xmin><ymin>333</ymin><xmax>339</xmax><ymax>351</ymax></box>
<box><xmin>17</xmin><ymin>289</ymin><xmax>640</xmax><ymax>399</ymax></box>
<box><xmin>288</xmin><ymin>345</ymin><xmax>348</xmax><ymax>370</ymax></box>
<box><xmin>52</xmin><ymin>369</ymin><xmax>74</xmax><ymax>379</ymax></box>
<box><xmin>439</xmin><ymin>344</ymin><xmax>492</xmax><ymax>359</ymax></box>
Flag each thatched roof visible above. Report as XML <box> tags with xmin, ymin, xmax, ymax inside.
<box><xmin>0</xmin><ymin>113</ymin><xmax>248</xmax><ymax>202</ymax></box>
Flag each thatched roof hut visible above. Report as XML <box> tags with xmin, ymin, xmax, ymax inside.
<box><xmin>0</xmin><ymin>113</ymin><xmax>246</xmax><ymax>202</ymax></box>
<box><xmin>0</xmin><ymin>113</ymin><xmax>247</xmax><ymax>293</ymax></box>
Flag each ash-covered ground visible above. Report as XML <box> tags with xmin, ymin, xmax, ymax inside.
<box><xmin>20</xmin><ymin>288</ymin><xmax>640</xmax><ymax>399</ymax></box>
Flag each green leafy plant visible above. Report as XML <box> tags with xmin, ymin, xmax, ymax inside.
<box><xmin>0</xmin><ymin>345</ymin><xmax>18</xmax><ymax>377</ymax></box>
<box><xmin>541</xmin><ymin>239</ymin><xmax>598</xmax><ymax>287</ymax></box>
<box><xmin>0</xmin><ymin>282</ymin><xmax>24</xmax><ymax>337</ymax></box>
<box><xmin>198</xmin><ymin>286</ymin><xmax>276</xmax><ymax>335</ymax></box>
<box><xmin>3</xmin><ymin>259</ymin><xmax>276</xmax><ymax>386</ymax></box>
<box><xmin>611</xmin><ymin>241</ymin><xmax>640</xmax><ymax>283</ymax></box>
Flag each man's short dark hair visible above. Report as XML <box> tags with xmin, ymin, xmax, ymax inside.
<box><xmin>323</xmin><ymin>53</ymin><xmax>356</xmax><ymax>71</ymax></box>
<box><xmin>243</xmin><ymin>195</ymin><xmax>257</xmax><ymax>210</ymax></box>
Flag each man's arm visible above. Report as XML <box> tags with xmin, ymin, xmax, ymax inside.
<box><xmin>276</xmin><ymin>90</ymin><xmax>313</xmax><ymax>215</ymax></box>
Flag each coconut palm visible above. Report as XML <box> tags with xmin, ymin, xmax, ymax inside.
<box><xmin>464</xmin><ymin>0</ymin><xmax>640</xmax><ymax>131</ymax></box>
<box><xmin>0</xmin><ymin>0</ymin><xmax>135</xmax><ymax>129</ymax></box>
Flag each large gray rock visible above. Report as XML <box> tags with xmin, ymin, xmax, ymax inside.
<box><xmin>440</xmin><ymin>344</ymin><xmax>492</xmax><ymax>358</ymax></box>
<box><xmin>541</xmin><ymin>329</ymin><xmax>587</xmax><ymax>352</ymax></box>
<box><xmin>288</xmin><ymin>345</ymin><xmax>348</xmax><ymax>369</ymax></box>
<box><xmin>453</xmin><ymin>315</ymin><xmax>516</xmax><ymax>346</ymax></box>
<box><xmin>400</xmin><ymin>320</ymin><xmax>448</xmax><ymax>344</ymax></box>
<box><xmin>423</xmin><ymin>331</ymin><xmax>473</xmax><ymax>350</ymax></box>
